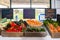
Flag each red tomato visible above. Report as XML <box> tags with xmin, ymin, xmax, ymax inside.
<box><xmin>6</xmin><ymin>30</ymin><xmax>12</xmax><ymax>32</ymax></box>
<box><xmin>18</xmin><ymin>26</ymin><xmax>22</xmax><ymax>32</ymax></box>
<box><xmin>10</xmin><ymin>22</ymin><xmax>17</xmax><ymax>27</ymax></box>
<box><xmin>9</xmin><ymin>28</ymin><xmax>17</xmax><ymax>32</ymax></box>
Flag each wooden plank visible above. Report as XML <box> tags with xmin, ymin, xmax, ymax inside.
<box><xmin>24</xmin><ymin>32</ymin><xmax>47</xmax><ymax>37</ymax></box>
<box><xmin>1</xmin><ymin>31</ymin><xmax>23</xmax><ymax>37</ymax></box>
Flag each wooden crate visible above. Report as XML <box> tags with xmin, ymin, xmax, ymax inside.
<box><xmin>46</xmin><ymin>26</ymin><xmax>60</xmax><ymax>38</ymax></box>
<box><xmin>1</xmin><ymin>31</ymin><xmax>23</xmax><ymax>37</ymax></box>
<box><xmin>51</xmin><ymin>32</ymin><xmax>60</xmax><ymax>38</ymax></box>
<box><xmin>1</xmin><ymin>31</ymin><xmax>47</xmax><ymax>37</ymax></box>
<box><xmin>24</xmin><ymin>32</ymin><xmax>47</xmax><ymax>37</ymax></box>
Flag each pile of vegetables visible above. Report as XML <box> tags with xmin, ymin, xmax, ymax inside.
<box><xmin>26</xmin><ymin>19</ymin><xmax>43</xmax><ymax>27</ymax></box>
<box><xmin>26</xmin><ymin>27</ymin><xmax>45</xmax><ymax>32</ymax></box>
<box><xmin>44</xmin><ymin>19</ymin><xmax>60</xmax><ymax>33</ymax></box>
<box><xmin>0</xmin><ymin>18</ymin><xmax>10</xmax><ymax>30</ymax></box>
<box><xmin>4</xmin><ymin>20</ymin><xmax>26</xmax><ymax>32</ymax></box>
<box><xmin>2</xmin><ymin>19</ymin><xmax>46</xmax><ymax>32</ymax></box>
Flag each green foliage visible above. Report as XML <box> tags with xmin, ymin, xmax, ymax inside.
<box><xmin>26</xmin><ymin>27</ymin><xmax>45</xmax><ymax>32</ymax></box>
<box><xmin>43</xmin><ymin>18</ymin><xmax>59</xmax><ymax>28</ymax></box>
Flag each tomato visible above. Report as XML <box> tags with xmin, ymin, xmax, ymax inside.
<box><xmin>6</xmin><ymin>21</ymin><xmax>23</xmax><ymax>32</ymax></box>
<box><xmin>12</xmin><ymin>29</ymin><xmax>18</xmax><ymax>32</ymax></box>
<box><xmin>18</xmin><ymin>26</ymin><xmax>22</xmax><ymax>32</ymax></box>
<box><xmin>10</xmin><ymin>22</ymin><xmax>17</xmax><ymax>27</ymax></box>
<box><xmin>6</xmin><ymin>30</ymin><xmax>12</xmax><ymax>32</ymax></box>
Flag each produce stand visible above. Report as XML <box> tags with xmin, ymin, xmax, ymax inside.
<box><xmin>45</xmin><ymin>26</ymin><xmax>60</xmax><ymax>38</ymax></box>
<box><xmin>0</xmin><ymin>19</ymin><xmax>47</xmax><ymax>37</ymax></box>
<box><xmin>44</xmin><ymin>19</ymin><xmax>60</xmax><ymax>38</ymax></box>
<box><xmin>1</xmin><ymin>31</ymin><xmax>47</xmax><ymax>37</ymax></box>
<box><xmin>0</xmin><ymin>28</ymin><xmax>60</xmax><ymax>40</ymax></box>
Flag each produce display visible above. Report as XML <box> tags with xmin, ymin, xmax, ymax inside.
<box><xmin>26</xmin><ymin>27</ymin><xmax>45</xmax><ymax>32</ymax></box>
<box><xmin>2</xmin><ymin>19</ymin><xmax>45</xmax><ymax>32</ymax></box>
<box><xmin>26</xmin><ymin>19</ymin><xmax>43</xmax><ymax>27</ymax></box>
<box><xmin>1</xmin><ymin>19</ymin><xmax>46</xmax><ymax>37</ymax></box>
<box><xmin>44</xmin><ymin>19</ymin><xmax>60</xmax><ymax>33</ymax></box>
<box><xmin>24</xmin><ymin>28</ymin><xmax>46</xmax><ymax>37</ymax></box>
<box><xmin>4</xmin><ymin>20</ymin><xmax>26</xmax><ymax>32</ymax></box>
